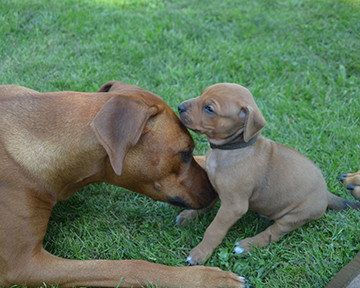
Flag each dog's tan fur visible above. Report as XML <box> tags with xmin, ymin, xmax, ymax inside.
<box><xmin>0</xmin><ymin>81</ymin><xmax>246</xmax><ymax>287</ymax></box>
<box><xmin>340</xmin><ymin>171</ymin><xmax>360</xmax><ymax>200</ymax></box>
<box><xmin>178</xmin><ymin>83</ymin><xmax>360</xmax><ymax>265</ymax></box>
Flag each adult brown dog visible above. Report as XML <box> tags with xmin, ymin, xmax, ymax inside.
<box><xmin>178</xmin><ymin>83</ymin><xmax>360</xmax><ymax>265</ymax></box>
<box><xmin>0</xmin><ymin>81</ymin><xmax>247</xmax><ymax>288</ymax></box>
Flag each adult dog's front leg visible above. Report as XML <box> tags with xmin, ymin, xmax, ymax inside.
<box><xmin>4</xmin><ymin>248</ymin><xmax>247</xmax><ymax>288</ymax></box>
<box><xmin>187</xmin><ymin>202</ymin><xmax>248</xmax><ymax>265</ymax></box>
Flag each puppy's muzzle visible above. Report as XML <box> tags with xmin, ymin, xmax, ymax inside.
<box><xmin>178</xmin><ymin>102</ymin><xmax>191</xmax><ymax>124</ymax></box>
<box><xmin>178</xmin><ymin>102</ymin><xmax>201</xmax><ymax>135</ymax></box>
<box><xmin>178</xmin><ymin>102</ymin><xmax>187</xmax><ymax>114</ymax></box>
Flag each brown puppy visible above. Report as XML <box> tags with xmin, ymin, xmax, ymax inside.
<box><xmin>0</xmin><ymin>81</ymin><xmax>247</xmax><ymax>288</ymax></box>
<box><xmin>339</xmin><ymin>171</ymin><xmax>360</xmax><ymax>200</ymax></box>
<box><xmin>178</xmin><ymin>83</ymin><xmax>360</xmax><ymax>265</ymax></box>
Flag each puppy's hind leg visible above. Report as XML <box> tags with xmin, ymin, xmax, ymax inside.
<box><xmin>234</xmin><ymin>214</ymin><xmax>311</xmax><ymax>253</ymax></box>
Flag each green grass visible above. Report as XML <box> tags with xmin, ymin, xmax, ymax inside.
<box><xmin>1</xmin><ymin>0</ymin><xmax>359</xmax><ymax>287</ymax></box>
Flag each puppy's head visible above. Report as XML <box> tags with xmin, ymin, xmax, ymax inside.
<box><xmin>178</xmin><ymin>83</ymin><xmax>266</xmax><ymax>146</ymax></box>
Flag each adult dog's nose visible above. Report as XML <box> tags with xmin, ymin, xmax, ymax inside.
<box><xmin>178</xmin><ymin>103</ymin><xmax>186</xmax><ymax>114</ymax></box>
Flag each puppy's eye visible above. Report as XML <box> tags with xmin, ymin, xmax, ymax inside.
<box><xmin>204</xmin><ymin>105</ymin><xmax>215</xmax><ymax>114</ymax></box>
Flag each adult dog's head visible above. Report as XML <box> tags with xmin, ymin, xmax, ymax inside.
<box><xmin>93</xmin><ymin>81</ymin><xmax>217</xmax><ymax>209</ymax></box>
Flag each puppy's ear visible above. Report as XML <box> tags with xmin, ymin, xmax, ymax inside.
<box><xmin>241</xmin><ymin>105</ymin><xmax>266</xmax><ymax>142</ymax></box>
<box><xmin>90</xmin><ymin>97</ymin><xmax>159</xmax><ymax>176</ymax></box>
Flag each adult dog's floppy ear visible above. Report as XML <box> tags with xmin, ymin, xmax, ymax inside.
<box><xmin>242</xmin><ymin>105</ymin><xmax>266</xmax><ymax>142</ymax></box>
<box><xmin>90</xmin><ymin>96</ymin><xmax>159</xmax><ymax>176</ymax></box>
<box><xmin>97</xmin><ymin>81</ymin><xmax>121</xmax><ymax>92</ymax></box>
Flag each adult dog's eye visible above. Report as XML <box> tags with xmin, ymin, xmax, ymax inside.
<box><xmin>180</xmin><ymin>149</ymin><xmax>192</xmax><ymax>163</ymax></box>
<box><xmin>204</xmin><ymin>104</ymin><xmax>215</xmax><ymax>114</ymax></box>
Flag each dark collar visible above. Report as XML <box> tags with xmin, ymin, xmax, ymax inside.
<box><xmin>210</xmin><ymin>134</ymin><xmax>258</xmax><ymax>150</ymax></box>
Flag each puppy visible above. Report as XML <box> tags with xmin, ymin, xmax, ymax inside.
<box><xmin>178</xmin><ymin>83</ymin><xmax>360</xmax><ymax>265</ymax></box>
<box><xmin>338</xmin><ymin>171</ymin><xmax>360</xmax><ymax>200</ymax></box>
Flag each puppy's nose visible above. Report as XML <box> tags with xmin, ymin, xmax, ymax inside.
<box><xmin>178</xmin><ymin>103</ymin><xmax>186</xmax><ymax>114</ymax></box>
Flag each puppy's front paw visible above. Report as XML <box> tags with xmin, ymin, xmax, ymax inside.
<box><xmin>233</xmin><ymin>243</ymin><xmax>245</xmax><ymax>254</ymax></box>
<box><xmin>176</xmin><ymin>209</ymin><xmax>198</xmax><ymax>227</ymax></box>
<box><xmin>186</xmin><ymin>246</ymin><xmax>212</xmax><ymax>265</ymax></box>
<box><xmin>234</xmin><ymin>239</ymin><xmax>251</xmax><ymax>254</ymax></box>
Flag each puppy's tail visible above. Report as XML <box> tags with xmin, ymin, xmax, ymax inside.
<box><xmin>327</xmin><ymin>191</ymin><xmax>360</xmax><ymax>210</ymax></box>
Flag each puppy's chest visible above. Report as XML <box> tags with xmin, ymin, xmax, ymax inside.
<box><xmin>205</xmin><ymin>156</ymin><xmax>217</xmax><ymax>179</ymax></box>
<box><xmin>205</xmin><ymin>150</ymin><xmax>246</xmax><ymax>194</ymax></box>
<box><xmin>205</xmin><ymin>151</ymin><xmax>226</xmax><ymax>189</ymax></box>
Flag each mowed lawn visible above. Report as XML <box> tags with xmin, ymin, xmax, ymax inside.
<box><xmin>1</xmin><ymin>0</ymin><xmax>359</xmax><ymax>287</ymax></box>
